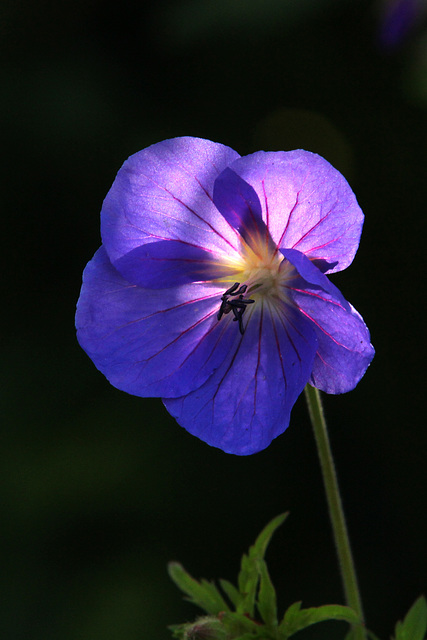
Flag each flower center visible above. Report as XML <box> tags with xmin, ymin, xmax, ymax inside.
<box><xmin>239</xmin><ymin>244</ymin><xmax>295</xmax><ymax>308</ymax></box>
<box><xmin>216</xmin><ymin>237</ymin><xmax>297</xmax><ymax>333</ymax></box>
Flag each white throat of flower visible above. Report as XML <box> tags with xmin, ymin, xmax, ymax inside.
<box><xmin>220</xmin><ymin>234</ymin><xmax>297</xmax><ymax>311</ymax></box>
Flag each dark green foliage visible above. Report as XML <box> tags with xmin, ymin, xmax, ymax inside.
<box><xmin>280</xmin><ymin>601</ymin><xmax>359</xmax><ymax>638</ymax></box>
<box><xmin>168</xmin><ymin>562</ymin><xmax>231</xmax><ymax>616</ymax></box>
<box><xmin>169</xmin><ymin>518</ymin><xmax>427</xmax><ymax>640</ymax></box>
<box><xmin>393</xmin><ymin>596</ymin><xmax>427</xmax><ymax>640</ymax></box>
<box><xmin>168</xmin><ymin>515</ymin><xmax>360</xmax><ymax>639</ymax></box>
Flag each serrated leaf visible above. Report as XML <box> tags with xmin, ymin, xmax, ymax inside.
<box><xmin>394</xmin><ymin>596</ymin><xmax>427</xmax><ymax>640</ymax></box>
<box><xmin>219</xmin><ymin>579</ymin><xmax>242</xmax><ymax>609</ymax></box>
<box><xmin>295</xmin><ymin>603</ymin><xmax>360</xmax><ymax>628</ymax></box>
<box><xmin>237</xmin><ymin>514</ymin><xmax>288</xmax><ymax>618</ymax></box>
<box><xmin>168</xmin><ymin>562</ymin><xmax>230</xmax><ymax>615</ymax></box>
<box><xmin>280</xmin><ymin>603</ymin><xmax>360</xmax><ymax>638</ymax></box>
<box><xmin>221</xmin><ymin>611</ymin><xmax>262</xmax><ymax>637</ymax></box>
<box><xmin>237</xmin><ymin>552</ymin><xmax>259</xmax><ymax>617</ymax></box>
<box><xmin>280</xmin><ymin>601</ymin><xmax>302</xmax><ymax>627</ymax></box>
<box><xmin>200</xmin><ymin>578</ymin><xmax>231</xmax><ymax>612</ymax></box>
<box><xmin>257</xmin><ymin>558</ymin><xmax>277</xmax><ymax>627</ymax></box>
<box><xmin>249</xmin><ymin>513</ymin><xmax>288</xmax><ymax>561</ymax></box>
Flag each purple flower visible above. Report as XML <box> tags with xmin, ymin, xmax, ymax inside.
<box><xmin>76</xmin><ymin>137</ymin><xmax>374</xmax><ymax>455</ymax></box>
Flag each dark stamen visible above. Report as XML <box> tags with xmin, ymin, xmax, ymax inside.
<box><xmin>224</xmin><ymin>282</ymin><xmax>240</xmax><ymax>296</ymax></box>
<box><xmin>217</xmin><ymin>283</ymin><xmax>255</xmax><ymax>334</ymax></box>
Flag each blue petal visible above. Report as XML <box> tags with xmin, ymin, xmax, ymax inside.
<box><xmin>101</xmin><ymin>137</ymin><xmax>242</xmax><ymax>282</ymax></box>
<box><xmin>76</xmin><ymin>247</ymin><xmax>239</xmax><ymax>398</ymax></box>
<box><xmin>281</xmin><ymin>248</ymin><xmax>350</xmax><ymax>310</ymax></box>
<box><xmin>113</xmin><ymin>240</ymin><xmax>237</xmax><ymax>289</ymax></box>
<box><xmin>164</xmin><ymin>302</ymin><xmax>317</xmax><ymax>455</ymax></box>
<box><xmin>225</xmin><ymin>150</ymin><xmax>364</xmax><ymax>273</ymax></box>
<box><xmin>213</xmin><ymin>168</ymin><xmax>275</xmax><ymax>253</ymax></box>
<box><xmin>288</xmin><ymin>281</ymin><xmax>375</xmax><ymax>394</ymax></box>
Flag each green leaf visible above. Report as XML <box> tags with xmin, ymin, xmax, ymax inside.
<box><xmin>249</xmin><ymin>513</ymin><xmax>288</xmax><ymax>561</ymax></box>
<box><xmin>220</xmin><ymin>611</ymin><xmax>262</xmax><ymax>637</ymax></box>
<box><xmin>280</xmin><ymin>602</ymin><xmax>360</xmax><ymax>638</ymax></box>
<box><xmin>257</xmin><ymin>558</ymin><xmax>277</xmax><ymax>626</ymax></box>
<box><xmin>168</xmin><ymin>562</ymin><xmax>230</xmax><ymax>615</ymax></box>
<box><xmin>219</xmin><ymin>579</ymin><xmax>242</xmax><ymax>609</ymax></box>
<box><xmin>237</xmin><ymin>552</ymin><xmax>259</xmax><ymax>617</ymax></box>
<box><xmin>279</xmin><ymin>601</ymin><xmax>302</xmax><ymax>632</ymax></box>
<box><xmin>237</xmin><ymin>513</ymin><xmax>288</xmax><ymax>618</ymax></box>
<box><xmin>394</xmin><ymin>596</ymin><xmax>427</xmax><ymax>640</ymax></box>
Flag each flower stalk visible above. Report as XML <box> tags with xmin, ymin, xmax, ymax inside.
<box><xmin>304</xmin><ymin>384</ymin><xmax>367</xmax><ymax>640</ymax></box>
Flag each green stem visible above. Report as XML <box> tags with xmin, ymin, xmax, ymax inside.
<box><xmin>304</xmin><ymin>384</ymin><xmax>366</xmax><ymax>640</ymax></box>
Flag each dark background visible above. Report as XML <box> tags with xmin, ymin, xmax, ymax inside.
<box><xmin>2</xmin><ymin>0</ymin><xmax>427</xmax><ymax>638</ymax></box>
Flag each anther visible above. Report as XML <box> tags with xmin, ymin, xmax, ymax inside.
<box><xmin>217</xmin><ymin>282</ymin><xmax>255</xmax><ymax>335</ymax></box>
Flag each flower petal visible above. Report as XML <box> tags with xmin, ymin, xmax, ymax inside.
<box><xmin>213</xmin><ymin>168</ymin><xmax>274</xmax><ymax>253</ymax></box>
<box><xmin>164</xmin><ymin>302</ymin><xmax>317</xmax><ymax>455</ymax></box>
<box><xmin>101</xmin><ymin>137</ymin><xmax>241</xmax><ymax>283</ymax></box>
<box><xmin>227</xmin><ymin>150</ymin><xmax>364</xmax><ymax>273</ymax></box>
<box><xmin>281</xmin><ymin>248</ymin><xmax>350</xmax><ymax>310</ymax></box>
<box><xmin>75</xmin><ymin>247</ymin><xmax>239</xmax><ymax>398</ymax></box>
<box><xmin>113</xmin><ymin>240</ymin><xmax>237</xmax><ymax>289</ymax></box>
<box><xmin>288</xmin><ymin>281</ymin><xmax>375</xmax><ymax>393</ymax></box>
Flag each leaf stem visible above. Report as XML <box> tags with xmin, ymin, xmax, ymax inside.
<box><xmin>304</xmin><ymin>384</ymin><xmax>366</xmax><ymax>640</ymax></box>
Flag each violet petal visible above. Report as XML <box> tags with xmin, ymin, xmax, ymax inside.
<box><xmin>113</xmin><ymin>240</ymin><xmax>237</xmax><ymax>289</ymax></box>
<box><xmin>213</xmin><ymin>167</ymin><xmax>274</xmax><ymax>253</ymax></box>
<box><xmin>281</xmin><ymin>247</ymin><xmax>350</xmax><ymax>310</ymax></box>
<box><xmin>76</xmin><ymin>247</ymin><xmax>239</xmax><ymax>398</ymax></box>
<box><xmin>164</xmin><ymin>302</ymin><xmax>317</xmax><ymax>455</ymax></box>
<box><xmin>289</xmin><ymin>282</ymin><xmax>375</xmax><ymax>393</ymax></box>
<box><xmin>227</xmin><ymin>150</ymin><xmax>364</xmax><ymax>273</ymax></box>
<box><xmin>101</xmin><ymin>137</ymin><xmax>241</xmax><ymax>282</ymax></box>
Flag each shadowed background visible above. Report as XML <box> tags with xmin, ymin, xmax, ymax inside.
<box><xmin>2</xmin><ymin>0</ymin><xmax>427</xmax><ymax>638</ymax></box>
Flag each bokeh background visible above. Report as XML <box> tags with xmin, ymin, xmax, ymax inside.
<box><xmin>2</xmin><ymin>0</ymin><xmax>427</xmax><ymax>638</ymax></box>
